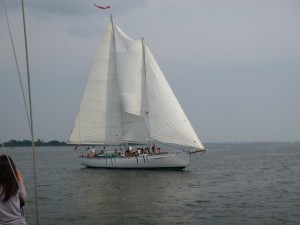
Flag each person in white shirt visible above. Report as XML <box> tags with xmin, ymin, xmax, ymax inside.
<box><xmin>0</xmin><ymin>155</ymin><xmax>27</xmax><ymax>225</ymax></box>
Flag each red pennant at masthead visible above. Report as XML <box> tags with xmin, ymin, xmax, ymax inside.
<box><xmin>94</xmin><ymin>4</ymin><xmax>110</xmax><ymax>9</ymax></box>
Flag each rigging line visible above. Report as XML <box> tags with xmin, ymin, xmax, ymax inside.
<box><xmin>0</xmin><ymin>137</ymin><xmax>33</xmax><ymax>222</ymax></box>
<box><xmin>141</xmin><ymin>38</ymin><xmax>148</xmax><ymax>110</ymax></box>
<box><xmin>141</xmin><ymin>38</ymin><xmax>150</xmax><ymax>137</ymax></box>
<box><xmin>78</xmin><ymin>109</ymin><xmax>81</xmax><ymax>145</ymax></box>
<box><xmin>110</xmin><ymin>15</ymin><xmax>122</xmax><ymax>144</ymax></box>
<box><xmin>2</xmin><ymin>0</ymin><xmax>31</xmax><ymax>129</ymax></box>
<box><xmin>2</xmin><ymin>0</ymin><xmax>35</xmax><ymax>220</ymax></box>
<box><xmin>21</xmin><ymin>0</ymin><xmax>39</xmax><ymax>224</ymax></box>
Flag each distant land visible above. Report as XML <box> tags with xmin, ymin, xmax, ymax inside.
<box><xmin>2</xmin><ymin>139</ymin><xmax>68</xmax><ymax>147</ymax></box>
<box><xmin>2</xmin><ymin>139</ymin><xmax>299</xmax><ymax>147</ymax></box>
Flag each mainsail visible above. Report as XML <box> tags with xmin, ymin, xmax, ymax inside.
<box><xmin>69</xmin><ymin>17</ymin><xmax>204</xmax><ymax>150</ymax></box>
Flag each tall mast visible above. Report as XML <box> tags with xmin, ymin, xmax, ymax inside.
<box><xmin>21</xmin><ymin>1</ymin><xmax>39</xmax><ymax>224</ymax></box>
<box><xmin>110</xmin><ymin>14</ymin><xmax>115</xmax><ymax>42</ymax></box>
<box><xmin>142</xmin><ymin>38</ymin><xmax>146</xmax><ymax>76</ymax></box>
<box><xmin>109</xmin><ymin>14</ymin><xmax>122</xmax><ymax>144</ymax></box>
<box><xmin>141</xmin><ymin>38</ymin><xmax>149</xmax><ymax>123</ymax></box>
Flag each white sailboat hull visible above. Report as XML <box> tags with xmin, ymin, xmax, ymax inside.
<box><xmin>79</xmin><ymin>153</ymin><xmax>191</xmax><ymax>170</ymax></box>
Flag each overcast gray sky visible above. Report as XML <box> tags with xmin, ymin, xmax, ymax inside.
<box><xmin>0</xmin><ymin>0</ymin><xmax>299</xmax><ymax>143</ymax></box>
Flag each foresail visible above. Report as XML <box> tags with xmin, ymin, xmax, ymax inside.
<box><xmin>114</xmin><ymin>25</ymin><xmax>143</xmax><ymax>116</ymax></box>
<box><xmin>114</xmin><ymin>23</ymin><xmax>149</xmax><ymax>143</ymax></box>
<box><xmin>121</xmin><ymin>113</ymin><xmax>149</xmax><ymax>144</ymax></box>
<box><xmin>69</xmin><ymin>21</ymin><xmax>122</xmax><ymax>145</ymax></box>
<box><xmin>144</xmin><ymin>46</ymin><xmax>204</xmax><ymax>150</ymax></box>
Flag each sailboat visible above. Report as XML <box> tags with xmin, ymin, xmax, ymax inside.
<box><xmin>69</xmin><ymin>16</ymin><xmax>205</xmax><ymax>169</ymax></box>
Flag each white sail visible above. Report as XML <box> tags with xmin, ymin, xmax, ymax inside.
<box><xmin>69</xmin><ymin>21</ymin><xmax>122</xmax><ymax>145</ymax></box>
<box><xmin>69</xmin><ymin>18</ymin><xmax>204</xmax><ymax>150</ymax></box>
<box><xmin>143</xmin><ymin>46</ymin><xmax>204</xmax><ymax>149</ymax></box>
<box><xmin>121</xmin><ymin>113</ymin><xmax>149</xmax><ymax>144</ymax></box>
<box><xmin>114</xmin><ymin>23</ymin><xmax>150</xmax><ymax>143</ymax></box>
<box><xmin>114</xmin><ymin>25</ymin><xmax>143</xmax><ymax>116</ymax></box>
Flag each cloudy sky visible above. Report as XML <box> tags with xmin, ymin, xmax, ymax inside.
<box><xmin>0</xmin><ymin>0</ymin><xmax>299</xmax><ymax>143</ymax></box>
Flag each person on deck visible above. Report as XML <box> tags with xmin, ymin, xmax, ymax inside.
<box><xmin>91</xmin><ymin>146</ymin><xmax>96</xmax><ymax>157</ymax></box>
<box><xmin>152</xmin><ymin>145</ymin><xmax>155</xmax><ymax>154</ymax></box>
<box><xmin>0</xmin><ymin>155</ymin><xmax>27</xmax><ymax>225</ymax></box>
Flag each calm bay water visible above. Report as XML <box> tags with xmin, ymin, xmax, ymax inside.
<box><xmin>3</xmin><ymin>143</ymin><xmax>300</xmax><ymax>225</ymax></box>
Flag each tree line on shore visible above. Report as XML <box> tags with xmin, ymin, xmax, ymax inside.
<box><xmin>2</xmin><ymin>139</ymin><xmax>68</xmax><ymax>147</ymax></box>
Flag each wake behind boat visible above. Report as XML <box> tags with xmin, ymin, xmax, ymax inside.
<box><xmin>69</xmin><ymin>16</ymin><xmax>205</xmax><ymax>169</ymax></box>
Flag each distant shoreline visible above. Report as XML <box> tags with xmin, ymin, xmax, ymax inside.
<box><xmin>2</xmin><ymin>139</ymin><xmax>299</xmax><ymax>147</ymax></box>
<box><xmin>2</xmin><ymin>139</ymin><xmax>68</xmax><ymax>147</ymax></box>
